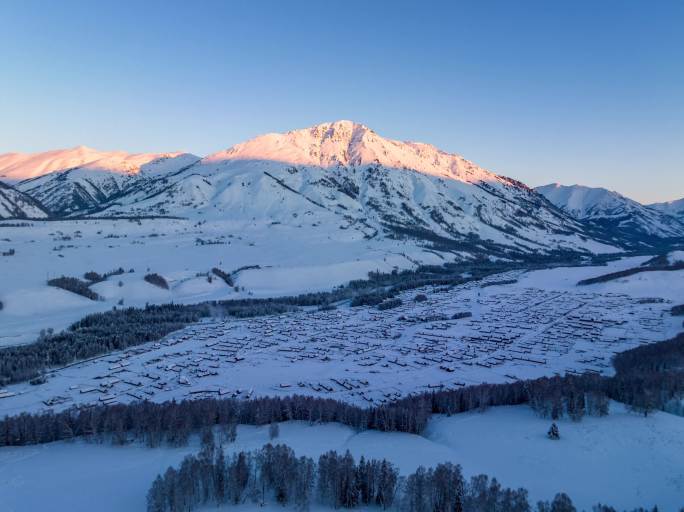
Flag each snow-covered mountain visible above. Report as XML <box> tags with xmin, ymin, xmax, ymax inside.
<box><xmin>0</xmin><ymin>147</ymin><xmax>199</xmax><ymax>215</ymax></box>
<box><xmin>95</xmin><ymin>121</ymin><xmax>597</xmax><ymax>255</ymax></box>
<box><xmin>536</xmin><ymin>183</ymin><xmax>684</xmax><ymax>244</ymax></box>
<box><xmin>0</xmin><ymin>181</ymin><xmax>48</xmax><ymax>219</ymax></box>
<box><xmin>649</xmin><ymin>197</ymin><xmax>684</xmax><ymax>222</ymax></box>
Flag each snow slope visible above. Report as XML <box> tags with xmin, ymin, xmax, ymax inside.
<box><xmin>0</xmin><ymin>146</ymin><xmax>196</xmax><ymax>182</ymax></box>
<box><xmin>1</xmin><ymin>404</ymin><xmax>682</xmax><ymax>512</ymax></box>
<box><xmin>0</xmin><ymin>147</ymin><xmax>199</xmax><ymax>215</ymax></box>
<box><xmin>0</xmin><ymin>217</ymin><xmax>444</xmax><ymax>346</ymax></box>
<box><xmin>536</xmin><ymin>183</ymin><xmax>684</xmax><ymax>241</ymax></box>
<box><xmin>650</xmin><ymin>197</ymin><xmax>684</xmax><ymax>221</ymax></box>
<box><xmin>0</xmin><ymin>181</ymin><xmax>48</xmax><ymax>219</ymax></box>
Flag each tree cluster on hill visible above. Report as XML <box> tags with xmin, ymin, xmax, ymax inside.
<box><xmin>378</xmin><ymin>298</ymin><xmax>403</xmax><ymax>310</ymax></box>
<box><xmin>0</xmin><ymin>304</ymin><xmax>206</xmax><ymax>385</ymax></box>
<box><xmin>84</xmin><ymin>267</ymin><xmax>125</xmax><ymax>283</ymax></box>
<box><xmin>351</xmin><ymin>291</ymin><xmax>395</xmax><ymax>307</ymax></box>
<box><xmin>47</xmin><ymin>276</ymin><xmax>101</xmax><ymax>301</ymax></box>
<box><xmin>83</xmin><ymin>271</ymin><xmax>103</xmax><ymax>282</ymax></box>
<box><xmin>480</xmin><ymin>279</ymin><xmax>518</xmax><ymax>288</ymax></box>
<box><xmin>577</xmin><ymin>261</ymin><xmax>684</xmax><ymax>285</ymax></box>
<box><xmin>211</xmin><ymin>267</ymin><xmax>234</xmax><ymax>286</ymax></box>
<box><xmin>145</xmin><ymin>273</ymin><xmax>170</xmax><ymax>290</ymax></box>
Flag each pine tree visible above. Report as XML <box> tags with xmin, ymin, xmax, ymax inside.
<box><xmin>214</xmin><ymin>449</ymin><xmax>226</xmax><ymax>504</ymax></box>
<box><xmin>547</xmin><ymin>422</ymin><xmax>560</xmax><ymax>440</ymax></box>
<box><xmin>269</xmin><ymin>422</ymin><xmax>279</xmax><ymax>440</ymax></box>
<box><xmin>147</xmin><ymin>475</ymin><xmax>167</xmax><ymax>512</ymax></box>
<box><xmin>550</xmin><ymin>492</ymin><xmax>576</xmax><ymax>512</ymax></box>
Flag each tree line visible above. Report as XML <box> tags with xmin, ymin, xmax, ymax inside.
<box><xmin>47</xmin><ymin>276</ymin><xmax>101</xmax><ymax>301</ymax></box>
<box><xmin>147</xmin><ymin>435</ymin><xmax>666</xmax><ymax>512</ymax></box>
<box><xmin>577</xmin><ymin>261</ymin><xmax>684</xmax><ymax>285</ymax></box>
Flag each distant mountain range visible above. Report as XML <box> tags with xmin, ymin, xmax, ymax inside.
<box><xmin>649</xmin><ymin>197</ymin><xmax>684</xmax><ymax>222</ymax></box>
<box><xmin>0</xmin><ymin>121</ymin><xmax>681</xmax><ymax>254</ymax></box>
<box><xmin>535</xmin><ymin>183</ymin><xmax>684</xmax><ymax>246</ymax></box>
<box><xmin>0</xmin><ymin>148</ymin><xmax>200</xmax><ymax>215</ymax></box>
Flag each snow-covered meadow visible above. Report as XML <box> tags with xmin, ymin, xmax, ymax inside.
<box><xmin>1</xmin><ymin>403</ymin><xmax>683</xmax><ymax>512</ymax></box>
<box><xmin>0</xmin><ymin>217</ymin><xmax>444</xmax><ymax>346</ymax></box>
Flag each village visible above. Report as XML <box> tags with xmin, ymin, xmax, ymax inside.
<box><xmin>0</xmin><ymin>270</ymin><xmax>673</xmax><ymax>414</ymax></box>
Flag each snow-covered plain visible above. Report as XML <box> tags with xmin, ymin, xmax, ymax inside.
<box><xmin>1</xmin><ymin>256</ymin><xmax>680</xmax><ymax>416</ymax></box>
<box><xmin>1</xmin><ymin>403</ymin><xmax>683</xmax><ymax>512</ymax></box>
<box><xmin>0</xmin><ymin>217</ymin><xmax>445</xmax><ymax>346</ymax></box>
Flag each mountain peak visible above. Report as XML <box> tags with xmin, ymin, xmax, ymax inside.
<box><xmin>71</xmin><ymin>144</ymin><xmax>97</xmax><ymax>152</ymax></box>
<box><xmin>300</xmin><ymin>119</ymin><xmax>370</xmax><ymax>135</ymax></box>
<box><xmin>207</xmin><ymin>121</ymin><xmax>498</xmax><ymax>184</ymax></box>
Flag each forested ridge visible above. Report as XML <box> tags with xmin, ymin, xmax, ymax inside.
<box><xmin>577</xmin><ymin>261</ymin><xmax>684</xmax><ymax>285</ymax></box>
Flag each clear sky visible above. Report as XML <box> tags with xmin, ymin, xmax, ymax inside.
<box><xmin>1</xmin><ymin>0</ymin><xmax>682</xmax><ymax>203</ymax></box>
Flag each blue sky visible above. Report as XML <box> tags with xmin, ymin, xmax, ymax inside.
<box><xmin>1</xmin><ymin>0</ymin><xmax>682</xmax><ymax>203</ymax></box>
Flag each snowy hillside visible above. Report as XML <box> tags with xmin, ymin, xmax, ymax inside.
<box><xmin>650</xmin><ymin>196</ymin><xmax>684</xmax><ymax>221</ymax></box>
<box><xmin>0</xmin><ymin>147</ymin><xmax>199</xmax><ymax>215</ymax></box>
<box><xmin>97</xmin><ymin>121</ymin><xmax>600</xmax><ymax>255</ymax></box>
<box><xmin>0</xmin><ymin>181</ymin><xmax>48</xmax><ymax>219</ymax></box>
<box><xmin>536</xmin><ymin>183</ymin><xmax>684</xmax><ymax>242</ymax></box>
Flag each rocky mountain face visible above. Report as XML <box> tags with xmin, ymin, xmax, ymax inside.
<box><xmin>0</xmin><ymin>181</ymin><xmax>48</xmax><ymax>219</ymax></box>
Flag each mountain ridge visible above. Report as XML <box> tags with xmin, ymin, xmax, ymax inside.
<box><xmin>0</xmin><ymin>121</ymin><xmax>679</xmax><ymax>254</ymax></box>
<box><xmin>649</xmin><ymin>197</ymin><xmax>684</xmax><ymax>222</ymax></box>
<box><xmin>4</xmin><ymin>149</ymin><xmax>200</xmax><ymax>215</ymax></box>
<box><xmin>535</xmin><ymin>183</ymin><xmax>684</xmax><ymax>243</ymax></box>
<box><xmin>89</xmin><ymin>121</ymin><xmax>599</xmax><ymax>256</ymax></box>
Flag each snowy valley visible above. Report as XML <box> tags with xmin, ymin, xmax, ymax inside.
<box><xmin>1</xmin><ymin>122</ymin><xmax>683</xmax><ymax>512</ymax></box>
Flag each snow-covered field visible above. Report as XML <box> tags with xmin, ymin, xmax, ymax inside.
<box><xmin>1</xmin><ymin>403</ymin><xmax>682</xmax><ymax>512</ymax></box>
<box><xmin>1</xmin><ymin>256</ymin><xmax>681</xmax><ymax>416</ymax></box>
<box><xmin>0</xmin><ymin>218</ymin><xmax>445</xmax><ymax>346</ymax></box>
